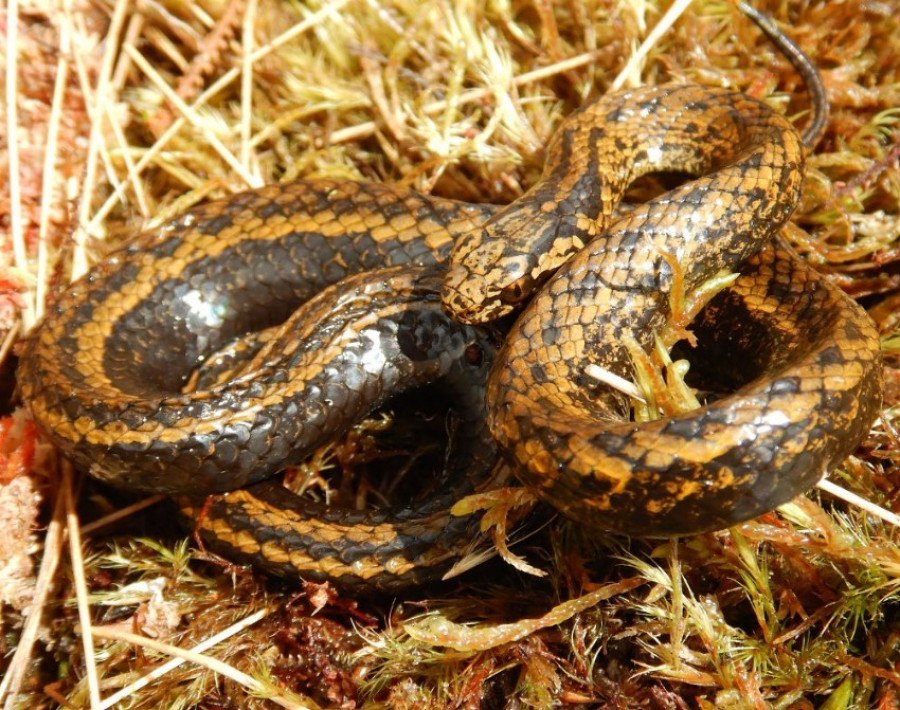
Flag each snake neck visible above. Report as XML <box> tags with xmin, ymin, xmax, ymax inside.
<box><xmin>441</xmin><ymin>85</ymin><xmax>805</xmax><ymax>326</ymax></box>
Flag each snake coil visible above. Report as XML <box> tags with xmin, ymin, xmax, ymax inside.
<box><xmin>18</xmin><ymin>6</ymin><xmax>882</xmax><ymax>590</ymax></box>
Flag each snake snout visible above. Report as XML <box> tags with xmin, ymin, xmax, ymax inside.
<box><xmin>444</xmin><ymin>242</ymin><xmax>542</xmax><ymax>324</ymax></box>
<box><xmin>441</xmin><ymin>268</ymin><xmax>524</xmax><ymax>324</ymax></box>
<box><xmin>442</xmin><ymin>266</ymin><xmax>490</xmax><ymax>324</ymax></box>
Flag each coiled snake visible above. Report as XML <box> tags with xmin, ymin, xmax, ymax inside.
<box><xmin>18</xmin><ymin>6</ymin><xmax>883</xmax><ymax>591</ymax></box>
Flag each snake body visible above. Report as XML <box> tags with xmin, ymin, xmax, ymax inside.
<box><xmin>441</xmin><ymin>85</ymin><xmax>882</xmax><ymax>535</ymax></box>
<box><xmin>177</xmin><ymin>267</ymin><xmax>501</xmax><ymax>592</ymax></box>
<box><xmin>18</xmin><ymin>10</ymin><xmax>883</xmax><ymax>589</ymax></box>
<box><xmin>20</xmin><ymin>181</ymin><xmax>495</xmax><ymax>493</ymax></box>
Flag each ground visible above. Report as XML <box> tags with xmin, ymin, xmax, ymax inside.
<box><xmin>1</xmin><ymin>0</ymin><xmax>899</xmax><ymax>708</ymax></box>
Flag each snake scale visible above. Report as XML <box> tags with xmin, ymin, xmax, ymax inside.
<box><xmin>18</xmin><ymin>5</ymin><xmax>883</xmax><ymax>591</ymax></box>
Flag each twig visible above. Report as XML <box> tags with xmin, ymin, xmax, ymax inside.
<box><xmin>0</xmin><ymin>322</ymin><xmax>21</xmax><ymax>372</ymax></box>
<box><xmin>90</xmin><ymin>627</ymin><xmax>321</xmax><ymax>710</ymax></box>
<box><xmin>610</xmin><ymin>0</ymin><xmax>694</xmax><ymax>91</ymax></box>
<box><xmin>240</xmin><ymin>0</ymin><xmax>257</xmax><ymax>175</ymax></box>
<box><xmin>65</xmin><ymin>462</ymin><xmax>102</xmax><ymax>708</ymax></box>
<box><xmin>96</xmin><ymin>608</ymin><xmax>272</xmax><ymax>710</ymax></box>
<box><xmin>72</xmin><ymin>0</ymin><xmax>132</xmax><ymax>279</ymax></box>
<box><xmin>583</xmin><ymin>363</ymin><xmax>647</xmax><ymax>402</ymax></box>
<box><xmin>34</xmin><ymin>1</ymin><xmax>72</xmax><ymax>326</ymax></box>
<box><xmin>79</xmin><ymin>494</ymin><xmax>167</xmax><ymax>536</ymax></box>
<box><xmin>7</xmin><ymin>0</ymin><xmax>27</xmax><ymax>324</ymax></box>
<box><xmin>123</xmin><ymin>45</ymin><xmax>257</xmax><ymax>187</ymax></box>
<box><xmin>817</xmin><ymin>477</ymin><xmax>900</xmax><ymax>528</ymax></box>
<box><xmin>834</xmin><ymin>138</ymin><xmax>900</xmax><ymax>197</ymax></box>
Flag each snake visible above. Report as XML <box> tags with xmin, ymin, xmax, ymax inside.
<box><xmin>17</xmin><ymin>5</ymin><xmax>883</xmax><ymax>591</ymax></box>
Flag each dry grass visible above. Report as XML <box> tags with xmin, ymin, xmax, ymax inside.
<box><xmin>2</xmin><ymin>0</ymin><xmax>900</xmax><ymax>708</ymax></box>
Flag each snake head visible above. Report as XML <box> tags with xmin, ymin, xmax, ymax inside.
<box><xmin>442</xmin><ymin>233</ymin><xmax>540</xmax><ymax>324</ymax></box>
<box><xmin>442</xmin><ymin>216</ymin><xmax>586</xmax><ymax>324</ymax></box>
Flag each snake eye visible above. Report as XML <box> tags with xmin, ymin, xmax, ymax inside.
<box><xmin>499</xmin><ymin>275</ymin><xmax>535</xmax><ymax>306</ymax></box>
<box><xmin>464</xmin><ymin>343</ymin><xmax>484</xmax><ymax>366</ymax></box>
